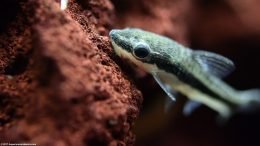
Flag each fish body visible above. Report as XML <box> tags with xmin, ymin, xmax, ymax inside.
<box><xmin>109</xmin><ymin>28</ymin><xmax>260</xmax><ymax>118</ymax></box>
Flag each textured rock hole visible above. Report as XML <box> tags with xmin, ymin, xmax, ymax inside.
<box><xmin>0</xmin><ymin>94</ymin><xmax>19</xmax><ymax>126</ymax></box>
<box><xmin>0</xmin><ymin>0</ymin><xmax>20</xmax><ymax>33</ymax></box>
<box><xmin>108</xmin><ymin>117</ymin><xmax>128</xmax><ymax>140</ymax></box>
<box><xmin>76</xmin><ymin>0</ymin><xmax>93</xmax><ymax>13</ymax></box>
<box><xmin>85</xmin><ymin>137</ymin><xmax>108</xmax><ymax>146</ymax></box>
<box><xmin>37</xmin><ymin>57</ymin><xmax>64</xmax><ymax>86</ymax></box>
<box><xmin>0</xmin><ymin>117</ymin><xmax>11</xmax><ymax>126</ymax></box>
<box><xmin>93</xmin><ymin>88</ymin><xmax>110</xmax><ymax>100</ymax></box>
<box><xmin>101</xmin><ymin>60</ymin><xmax>110</xmax><ymax>66</ymax></box>
<box><xmin>4</xmin><ymin>54</ymin><xmax>29</xmax><ymax>75</ymax></box>
<box><xmin>0</xmin><ymin>94</ymin><xmax>8</xmax><ymax>107</ymax></box>
<box><xmin>69</xmin><ymin>98</ymin><xmax>81</xmax><ymax>105</ymax></box>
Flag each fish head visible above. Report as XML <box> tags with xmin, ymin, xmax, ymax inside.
<box><xmin>109</xmin><ymin>28</ymin><xmax>174</xmax><ymax>72</ymax></box>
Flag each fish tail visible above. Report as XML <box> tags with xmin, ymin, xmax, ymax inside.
<box><xmin>216</xmin><ymin>89</ymin><xmax>260</xmax><ymax>124</ymax></box>
<box><xmin>236</xmin><ymin>88</ymin><xmax>260</xmax><ymax>113</ymax></box>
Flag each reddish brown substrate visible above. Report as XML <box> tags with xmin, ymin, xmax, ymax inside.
<box><xmin>0</xmin><ymin>0</ymin><xmax>142</xmax><ymax>145</ymax></box>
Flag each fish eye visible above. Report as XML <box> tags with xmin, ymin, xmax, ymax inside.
<box><xmin>133</xmin><ymin>43</ymin><xmax>150</xmax><ymax>59</ymax></box>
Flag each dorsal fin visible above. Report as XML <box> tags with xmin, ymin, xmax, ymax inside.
<box><xmin>193</xmin><ymin>50</ymin><xmax>235</xmax><ymax>78</ymax></box>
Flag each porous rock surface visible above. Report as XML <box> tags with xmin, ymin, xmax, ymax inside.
<box><xmin>0</xmin><ymin>0</ymin><xmax>142</xmax><ymax>145</ymax></box>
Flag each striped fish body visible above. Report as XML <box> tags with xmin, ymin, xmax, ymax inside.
<box><xmin>109</xmin><ymin>28</ymin><xmax>260</xmax><ymax>118</ymax></box>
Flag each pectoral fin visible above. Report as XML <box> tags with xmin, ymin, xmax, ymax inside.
<box><xmin>152</xmin><ymin>72</ymin><xmax>177</xmax><ymax>101</ymax></box>
<box><xmin>183</xmin><ymin>100</ymin><xmax>202</xmax><ymax>116</ymax></box>
<box><xmin>164</xmin><ymin>96</ymin><xmax>175</xmax><ymax>113</ymax></box>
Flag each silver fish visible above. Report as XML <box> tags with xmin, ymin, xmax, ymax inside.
<box><xmin>109</xmin><ymin>28</ymin><xmax>260</xmax><ymax>119</ymax></box>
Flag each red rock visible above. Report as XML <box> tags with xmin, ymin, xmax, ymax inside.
<box><xmin>0</xmin><ymin>0</ymin><xmax>142</xmax><ymax>145</ymax></box>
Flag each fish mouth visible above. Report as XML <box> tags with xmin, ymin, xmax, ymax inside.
<box><xmin>109</xmin><ymin>29</ymin><xmax>122</xmax><ymax>57</ymax></box>
<box><xmin>111</xmin><ymin>40</ymin><xmax>122</xmax><ymax>57</ymax></box>
<box><xmin>110</xmin><ymin>38</ymin><xmax>132</xmax><ymax>62</ymax></box>
<box><xmin>109</xmin><ymin>29</ymin><xmax>122</xmax><ymax>51</ymax></box>
<box><xmin>110</xmin><ymin>40</ymin><xmax>128</xmax><ymax>60</ymax></box>
<box><xmin>109</xmin><ymin>29</ymin><xmax>120</xmax><ymax>41</ymax></box>
<box><xmin>109</xmin><ymin>29</ymin><xmax>132</xmax><ymax>54</ymax></box>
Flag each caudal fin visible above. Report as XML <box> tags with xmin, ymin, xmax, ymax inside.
<box><xmin>236</xmin><ymin>88</ymin><xmax>260</xmax><ymax>113</ymax></box>
<box><xmin>217</xmin><ymin>89</ymin><xmax>260</xmax><ymax>124</ymax></box>
<box><xmin>240</xmin><ymin>89</ymin><xmax>260</xmax><ymax>103</ymax></box>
